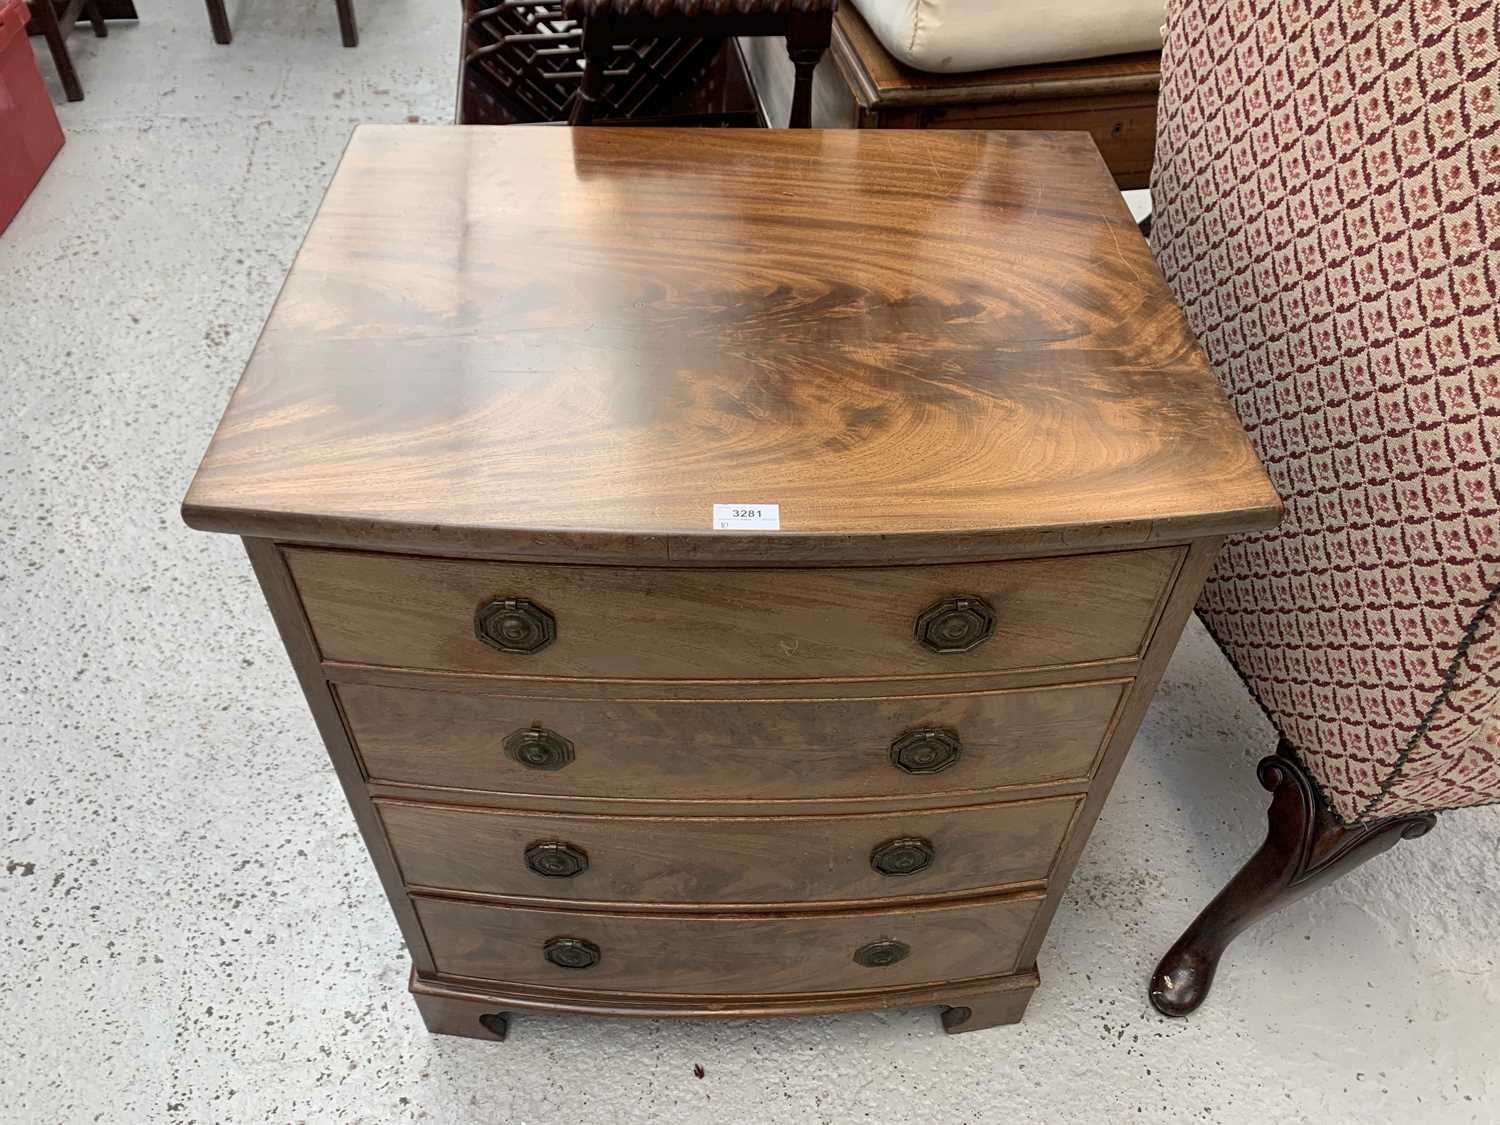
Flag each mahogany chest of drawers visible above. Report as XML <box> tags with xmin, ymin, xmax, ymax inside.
<box><xmin>183</xmin><ymin>125</ymin><xmax>1278</xmax><ymax>1039</ymax></box>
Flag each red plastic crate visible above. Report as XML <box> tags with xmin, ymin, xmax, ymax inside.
<box><xmin>0</xmin><ymin>0</ymin><xmax>65</xmax><ymax>235</ymax></box>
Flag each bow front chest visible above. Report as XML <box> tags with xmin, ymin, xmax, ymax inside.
<box><xmin>183</xmin><ymin>125</ymin><xmax>1278</xmax><ymax>1039</ymax></box>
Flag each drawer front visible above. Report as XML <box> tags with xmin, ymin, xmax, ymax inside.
<box><xmin>415</xmin><ymin>894</ymin><xmax>1041</xmax><ymax>995</ymax></box>
<box><xmin>287</xmin><ymin>547</ymin><xmax>1181</xmax><ymax>680</ymax></box>
<box><xmin>379</xmin><ymin>797</ymin><xmax>1077</xmax><ymax>906</ymax></box>
<box><xmin>342</xmin><ymin>680</ymin><xmax>1125</xmax><ymax>800</ymax></box>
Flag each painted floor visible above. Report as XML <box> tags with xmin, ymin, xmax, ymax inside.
<box><xmin>2</xmin><ymin>2</ymin><xmax>1497</xmax><ymax>1121</ymax></box>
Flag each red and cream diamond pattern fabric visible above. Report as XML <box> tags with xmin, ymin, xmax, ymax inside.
<box><xmin>1150</xmin><ymin>0</ymin><xmax>1500</xmax><ymax>822</ymax></box>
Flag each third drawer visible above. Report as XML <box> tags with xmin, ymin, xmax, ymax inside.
<box><xmin>378</xmin><ymin>796</ymin><xmax>1079</xmax><ymax>907</ymax></box>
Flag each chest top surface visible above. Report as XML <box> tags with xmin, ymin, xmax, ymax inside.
<box><xmin>182</xmin><ymin>125</ymin><xmax>1277</xmax><ymax>563</ymax></box>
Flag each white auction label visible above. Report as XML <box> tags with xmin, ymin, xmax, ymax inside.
<box><xmin>712</xmin><ymin>503</ymin><xmax>780</xmax><ymax>530</ymax></box>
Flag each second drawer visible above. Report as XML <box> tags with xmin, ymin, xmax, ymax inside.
<box><xmin>379</xmin><ymin>797</ymin><xmax>1078</xmax><ymax>907</ymax></box>
<box><xmin>340</xmin><ymin>678</ymin><xmax>1127</xmax><ymax>801</ymax></box>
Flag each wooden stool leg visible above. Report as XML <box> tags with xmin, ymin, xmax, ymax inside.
<box><xmin>784</xmin><ymin>11</ymin><xmax>831</xmax><ymax>128</ymax></box>
<box><xmin>85</xmin><ymin>0</ymin><xmax>107</xmax><ymax>37</ymax></box>
<box><xmin>33</xmin><ymin>0</ymin><xmax>84</xmax><ymax>101</ymax></box>
<box><xmin>569</xmin><ymin>16</ymin><xmax>608</xmax><ymax>125</ymax></box>
<box><xmin>335</xmin><ymin>0</ymin><xmax>357</xmax><ymax>47</ymax></box>
<box><xmin>205</xmin><ymin>0</ymin><xmax>232</xmax><ymax>44</ymax></box>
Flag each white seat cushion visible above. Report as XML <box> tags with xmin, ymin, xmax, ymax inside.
<box><xmin>851</xmin><ymin>0</ymin><xmax>1163</xmax><ymax>74</ymax></box>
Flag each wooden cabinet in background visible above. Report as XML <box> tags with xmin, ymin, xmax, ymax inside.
<box><xmin>738</xmin><ymin>5</ymin><xmax>1161</xmax><ymax>188</ymax></box>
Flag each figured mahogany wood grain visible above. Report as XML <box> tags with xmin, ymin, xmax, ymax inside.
<box><xmin>413</xmin><ymin>893</ymin><xmax>1042</xmax><ymax>994</ymax></box>
<box><xmin>287</xmin><ymin>546</ymin><xmax>1180</xmax><ymax>680</ymax></box>
<box><xmin>181</xmin><ymin>126</ymin><xmax>1280</xmax><ymax>563</ymax></box>
<box><xmin>378</xmin><ymin>796</ymin><xmax>1077</xmax><ymax>906</ymax></box>
<box><xmin>339</xmin><ymin>678</ymin><xmax>1126</xmax><ymax>801</ymax></box>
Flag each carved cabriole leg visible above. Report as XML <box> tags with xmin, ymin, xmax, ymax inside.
<box><xmin>1149</xmin><ymin>742</ymin><xmax>1436</xmax><ymax>1017</ymax></box>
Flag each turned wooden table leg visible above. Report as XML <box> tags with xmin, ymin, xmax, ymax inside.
<box><xmin>784</xmin><ymin>9</ymin><xmax>830</xmax><ymax>128</ymax></box>
<box><xmin>569</xmin><ymin>16</ymin><xmax>609</xmax><ymax>125</ymax></box>
<box><xmin>335</xmin><ymin>0</ymin><xmax>357</xmax><ymax>48</ymax></box>
<box><xmin>204</xmin><ymin>0</ymin><xmax>232</xmax><ymax>44</ymax></box>
<box><xmin>1149</xmin><ymin>742</ymin><xmax>1436</xmax><ymax>1017</ymax></box>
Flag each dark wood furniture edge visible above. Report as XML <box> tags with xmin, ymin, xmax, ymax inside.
<box><xmin>408</xmin><ymin>963</ymin><xmax>1039</xmax><ymax>1038</ymax></box>
<box><xmin>324</xmin><ymin>656</ymin><xmax>1143</xmax><ymax>696</ymax></box>
<box><xmin>1148</xmin><ymin>743</ymin><xmax>1437</xmax><ymax>1016</ymax></box>
<box><xmin>396</xmin><ymin>875</ymin><xmax>1054</xmax><ymax>916</ymax></box>
<box><xmin>181</xmin><ymin>505</ymin><xmax>1280</xmax><ymax>566</ymax></box>
<box><xmin>363</xmin><ymin>774</ymin><xmax>1094</xmax><ymax>818</ymax></box>
<box><xmin>1012</xmin><ymin>537</ymin><xmax>1220</xmax><ymax>969</ymax></box>
<box><xmin>829</xmin><ymin>4</ymin><xmax>1160</xmax><ymax>111</ymax></box>
<box><xmin>243</xmin><ymin>537</ymin><xmax>437</xmax><ymax>974</ymax></box>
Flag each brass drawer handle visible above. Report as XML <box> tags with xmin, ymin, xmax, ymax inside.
<box><xmin>853</xmin><ymin>940</ymin><xmax>910</xmax><ymax>968</ymax></box>
<box><xmin>543</xmin><ymin>936</ymin><xmax>600</xmax><ymax>969</ymax></box>
<box><xmin>475</xmin><ymin>597</ymin><xmax>556</xmax><ymax>654</ymax></box>
<box><xmin>889</xmin><ymin>728</ymin><xmax>963</xmax><ymax>774</ymax></box>
<box><xmin>504</xmin><ymin>724</ymin><xmax>575</xmax><ymax>771</ymax></box>
<box><xmin>525</xmin><ymin>840</ymin><xmax>589</xmax><ymax>878</ymax></box>
<box><xmin>870</xmin><ymin>836</ymin><xmax>935</xmax><ymax>876</ymax></box>
<box><xmin>914</xmin><ymin>595</ymin><xmax>996</xmax><ymax>654</ymax></box>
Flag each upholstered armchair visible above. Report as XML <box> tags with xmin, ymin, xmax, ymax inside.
<box><xmin>1146</xmin><ymin>0</ymin><xmax>1500</xmax><ymax>1014</ymax></box>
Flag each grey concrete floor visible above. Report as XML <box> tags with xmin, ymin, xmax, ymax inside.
<box><xmin>3</xmin><ymin>2</ymin><xmax>1498</xmax><ymax>1121</ymax></box>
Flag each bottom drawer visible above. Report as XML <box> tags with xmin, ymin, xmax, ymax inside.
<box><xmin>415</xmin><ymin>893</ymin><xmax>1042</xmax><ymax>996</ymax></box>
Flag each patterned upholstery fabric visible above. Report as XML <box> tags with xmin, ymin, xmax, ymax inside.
<box><xmin>1150</xmin><ymin>0</ymin><xmax>1500</xmax><ymax>823</ymax></box>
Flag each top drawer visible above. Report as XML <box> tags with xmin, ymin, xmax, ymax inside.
<box><xmin>286</xmin><ymin>546</ymin><xmax>1181</xmax><ymax>681</ymax></box>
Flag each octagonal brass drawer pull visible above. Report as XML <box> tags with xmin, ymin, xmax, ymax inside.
<box><xmin>870</xmin><ymin>836</ymin><xmax>936</xmax><ymax>876</ymax></box>
<box><xmin>543</xmin><ymin>936</ymin><xmax>600</xmax><ymax>969</ymax></box>
<box><xmin>503</xmin><ymin>724</ymin><xmax>575</xmax><ymax>771</ymax></box>
<box><xmin>475</xmin><ymin>596</ymin><xmax>556</xmax><ymax>654</ymax></box>
<box><xmin>914</xmin><ymin>595</ymin><xmax>996</xmax><ymax>654</ymax></box>
<box><xmin>853</xmin><ymin>940</ymin><xmax>910</xmax><ymax>968</ymax></box>
<box><xmin>525</xmin><ymin>840</ymin><xmax>589</xmax><ymax>878</ymax></box>
<box><xmin>889</xmin><ymin>728</ymin><xmax>963</xmax><ymax>774</ymax></box>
